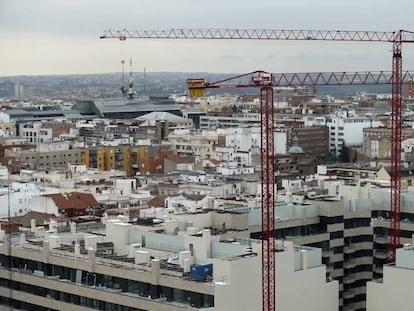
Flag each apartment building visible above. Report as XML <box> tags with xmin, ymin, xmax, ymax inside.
<box><xmin>0</xmin><ymin>138</ymin><xmax>35</xmax><ymax>159</ymax></box>
<box><xmin>338</xmin><ymin>182</ymin><xmax>414</xmax><ymax>302</ymax></box>
<box><xmin>0</xmin><ymin>215</ymin><xmax>338</xmax><ymax>311</ymax></box>
<box><xmin>132</xmin><ymin>145</ymin><xmax>170</xmax><ymax>175</ymax></box>
<box><xmin>304</xmin><ymin>113</ymin><xmax>383</xmax><ymax>156</ymax></box>
<box><xmin>80</xmin><ymin>146</ymin><xmax>132</xmax><ymax>177</ymax></box>
<box><xmin>326</xmin><ymin>116</ymin><xmax>382</xmax><ymax>155</ymax></box>
<box><xmin>77</xmin><ymin>112</ymin><xmax>193</xmax><ymax>145</ymax></box>
<box><xmin>5</xmin><ymin>144</ymin><xmax>81</xmax><ymax>171</ymax></box>
<box><xmin>247</xmin><ymin>192</ymin><xmax>373</xmax><ymax>311</ymax></box>
<box><xmin>271</xmin><ymin>174</ymin><xmax>414</xmax><ymax>311</ymax></box>
<box><xmin>199</xmin><ymin>113</ymin><xmax>260</xmax><ymax>129</ymax></box>
<box><xmin>167</xmin><ymin>129</ymin><xmax>219</xmax><ymax>162</ymax></box>
<box><xmin>362</xmin><ymin>127</ymin><xmax>414</xmax><ymax>161</ymax></box>
<box><xmin>0</xmin><ymin>182</ymin><xmax>59</xmax><ymax>218</ymax></box>
<box><xmin>20</xmin><ymin>123</ymin><xmax>53</xmax><ymax>144</ymax></box>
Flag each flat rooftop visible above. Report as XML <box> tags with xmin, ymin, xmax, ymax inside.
<box><xmin>396</xmin><ymin>245</ymin><xmax>414</xmax><ymax>269</ymax></box>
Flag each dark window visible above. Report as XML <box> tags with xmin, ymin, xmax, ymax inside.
<box><xmin>330</xmin><ymin>231</ymin><xmax>344</xmax><ymax>239</ymax></box>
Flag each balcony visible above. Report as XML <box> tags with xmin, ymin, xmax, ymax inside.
<box><xmin>343</xmin><ymin>275</ymin><xmax>355</xmax><ymax>284</ymax></box>
<box><xmin>343</xmin><ymin>289</ymin><xmax>355</xmax><ymax>300</ymax></box>
<box><xmin>343</xmin><ymin>304</ymin><xmax>356</xmax><ymax>311</ymax></box>
<box><xmin>344</xmin><ymin>260</ymin><xmax>355</xmax><ymax>269</ymax></box>
<box><xmin>374</xmin><ymin>250</ymin><xmax>387</xmax><ymax>259</ymax></box>
<box><xmin>344</xmin><ymin>245</ymin><xmax>355</xmax><ymax>254</ymax></box>
<box><xmin>374</xmin><ymin>235</ymin><xmax>388</xmax><ymax>244</ymax></box>
<box><xmin>322</xmin><ymin>248</ymin><xmax>334</xmax><ymax>256</ymax></box>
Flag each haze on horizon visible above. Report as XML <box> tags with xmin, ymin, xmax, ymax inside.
<box><xmin>1</xmin><ymin>0</ymin><xmax>414</xmax><ymax>77</ymax></box>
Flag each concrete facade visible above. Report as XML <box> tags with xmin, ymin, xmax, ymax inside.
<box><xmin>0</xmin><ymin>217</ymin><xmax>338</xmax><ymax>311</ymax></box>
<box><xmin>367</xmin><ymin>245</ymin><xmax>414</xmax><ymax>311</ymax></box>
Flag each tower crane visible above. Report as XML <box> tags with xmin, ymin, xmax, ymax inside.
<box><xmin>101</xmin><ymin>28</ymin><xmax>414</xmax><ymax>311</ymax></box>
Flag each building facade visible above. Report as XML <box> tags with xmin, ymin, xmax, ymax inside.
<box><xmin>0</xmin><ymin>218</ymin><xmax>338</xmax><ymax>311</ymax></box>
<box><xmin>80</xmin><ymin>146</ymin><xmax>132</xmax><ymax>176</ymax></box>
<box><xmin>367</xmin><ymin>244</ymin><xmax>414</xmax><ymax>311</ymax></box>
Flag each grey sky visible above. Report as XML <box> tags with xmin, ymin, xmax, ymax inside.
<box><xmin>1</xmin><ymin>0</ymin><xmax>414</xmax><ymax>76</ymax></box>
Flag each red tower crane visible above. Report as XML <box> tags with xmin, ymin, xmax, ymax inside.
<box><xmin>101</xmin><ymin>29</ymin><xmax>414</xmax><ymax>311</ymax></box>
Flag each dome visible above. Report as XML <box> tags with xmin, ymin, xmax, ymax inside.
<box><xmin>287</xmin><ymin>136</ymin><xmax>304</xmax><ymax>154</ymax></box>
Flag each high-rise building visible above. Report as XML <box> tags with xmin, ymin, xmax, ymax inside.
<box><xmin>249</xmin><ymin>198</ymin><xmax>372</xmax><ymax>311</ymax></box>
<box><xmin>14</xmin><ymin>83</ymin><xmax>24</xmax><ymax>99</ymax></box>
<box><xmin>0</xmin><ymin>217</ymin><xmax>338</xmax><ymax>311</ymax></box>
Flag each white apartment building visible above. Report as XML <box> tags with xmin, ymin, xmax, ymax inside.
<box><xmin>0</xmin><ymin>182</ymin><xmax>59</xmax><ymax>218</ymax></box>
<box><xmin>167</xmin><ymin>129</ymin><xmax>219</xmax><ymax>162</ymax></box>
<box><xmin>217</xmin><ymin>127</ymin><xmax>261</xmax><ymax>154</ymax></box>
<box><xmin>327</xmin><ymin>116</ymin><xmax>382</xmax><ymax>155</ymax></box>
<box><xmin>217</xmin><ymin>127</ymin><xmax>287</xmax><ymax>156</ymax></box>
<box><xmin>0</xmin><ymin>215</ymin><xmax>338</xmax><ymax>311</ymax></box>
<box><xmin>199</xmin><ymin>113</ymin><xmax>261</xmax><ymax>129</ymax></box>
<box><xmin>20</xmin><ymin>122</ymin><xmax>53</xmax><ymax>144</ymax></box>
<box><xmin>304</xmin><ymin>113</ymin><xmax>382</xmax><ymax>155</ymax></box>
<box><xmin>168</xmin><ymin>126</ymin><xmax>288</xmax><ymax>166</ymax></box>
<box><xmin>14</xmin><ymin>83</ymin><xmax>25</xmax><ymax>99</ymax></box>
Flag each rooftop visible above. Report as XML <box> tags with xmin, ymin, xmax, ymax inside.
<box><xmin>396</xmin><ymin>244</ymin><xmax>414</xmax><ymax>269</ymax></box>
<box><xmin>137</xmin><ymin>111</ymin><xmax>187</xmax><ymax>122</ymax></box>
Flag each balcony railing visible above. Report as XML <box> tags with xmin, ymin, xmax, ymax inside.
<box><xmin>344</xmin><ymin>245</ymin><xmax>355</xmax><ymax>254</ymax></box>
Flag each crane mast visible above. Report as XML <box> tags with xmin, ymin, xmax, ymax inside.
<box><xmin>101</xmin><ymin>28</ymin><xmax>414</xmax><ymax>311</ymax></box>
<box><xmin>260</xmin><ymin>86</ymin><xmax>275</xmax><ymax>311</ymax></box>
<box><xmin>389</xmin><ymin>37</ymin><xmax>403</xmax><ymax>259</ymax></box>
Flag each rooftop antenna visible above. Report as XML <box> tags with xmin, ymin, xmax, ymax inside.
<box><xmin>143</xmin><ymin>67</ymin><xmax>146</xmax><ymax>96</ymax></box>
<box><xmin>120</xmin><ymin>36</ymin><xmax>127</xmax><ymax>95</ymax></box>
<box><xmin>127</xmin><ymin>58</ymin><xmax>134</xmax><ymax>99</ymax></box>
<box><xmin>121</xmin><ymin>60</ymin><xmax>125</xmax><ymax>91</ymax></box>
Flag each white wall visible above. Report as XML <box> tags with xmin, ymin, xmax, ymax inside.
<box><xmin>367</xmin><ymin>265</ymin><xmax>414</xmax><ymax>311</ymax></box>
<box><xmin>174</xmin><ymin>213</ymin><xmax>212</xmax><ymax>231</ymax></box>
<box><xmin>327</xmin><ymin>117</ymin><xmax>382</xmax><ymax>154</ymax></box>
<box><xmin>274</xmin><ymin>131</ymin><xmax>287</xmax><ymax>154</ymax></box>
<box><xmin>276</xmin><ymin>245</ymin><xmax>337</xmax><ymax>311</ymax></box>
<box><xmin>0</xmin><ymin>112</ymin><xmax>11</xmax><ymax>123</ymax></box>
<box><xmin>212</xmin><ymin>254</ymin><xmax>261</xmax><ymax>311</ymax></box>
<box><xmin>218</xmin><ymin>127</ymin><xmax>287</xmax><ymax>155</ymax></box>
<box><xmin>184</xmin><ymin>229</ymin><xmax>212</xmax><ymax>263</ymax></box>
<box><xmin>31</xmin><ymin>196</ymin><xmax>58</xmax><ymax>216</ymax></box>
<box><xmin>0</xmin><ymin>183</ymin><xmax>59</xmax><ymax>218</ymax></box>
<box><xmin>0</xmin><ymin>166</ymin><xmax>8</xmax><ymax>180</ymax></box>
<box><xmin>111</xmin><ymin>222</ymin><xmax>132</xmax><ymax>256</ymax></box>
<box><xmin>114</xmin><ymin>178</ymin><xmax>136</xmax><ymax>196</ymax></box>
<box><xmin>212</xmin><ymin>241</ymin><xmax>338</xmax><ymax>311</ymax></box>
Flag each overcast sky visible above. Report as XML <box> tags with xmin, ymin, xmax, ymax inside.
<box><xmin>1</xmin><ymin>0</ymin><xmax>414</xmax><ymax>76</ymax></box>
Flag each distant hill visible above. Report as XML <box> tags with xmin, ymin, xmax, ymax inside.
<box><xmin>0</xmin><ymin>72</ymin><xmax>393</xmax><ymax>98</ymax></box>
<box><xmin>316</xmin><ymin>84</ymin><xmax>391</xmax><ymax>96</ymax></box>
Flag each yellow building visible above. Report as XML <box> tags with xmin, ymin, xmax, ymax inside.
<box><xmin>377</xmin><ymin>165</ymin><xmax>414</xmax><ymax>188</ymax></box>
<box><xmin>80</xmin><ymin>146</ymin><xmax>132</xmax><ymax>176</ymax></box>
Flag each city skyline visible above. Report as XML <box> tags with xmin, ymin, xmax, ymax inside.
<box><xmin>1</xmin><ymin>0</ymin><xmax>414</xmax><ymax>76</ymax></box>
